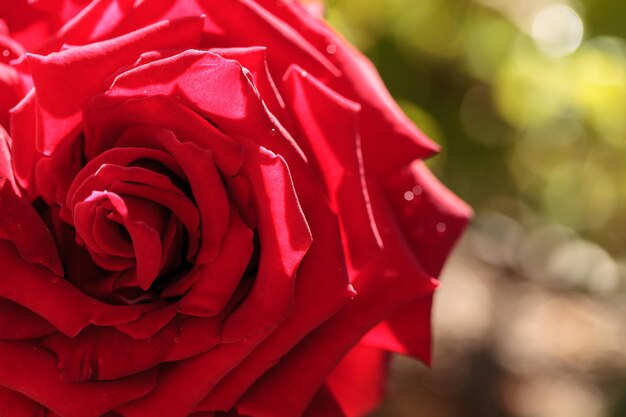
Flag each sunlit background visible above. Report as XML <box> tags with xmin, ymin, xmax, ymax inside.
<box><xmin>324</xmin><ymin>0</ymin><xmax>626</xmax><ymax>416</ymax></box>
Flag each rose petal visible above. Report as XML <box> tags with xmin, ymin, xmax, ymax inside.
<box><xmin>301</xmin><ymin>385</ymin><xmax>346</xmax><ymax>417</ymax></box>
<box><xmin>0</xmin><ymin>385</ymin><xmax>44</xmax><ymax>417</ymax></box>
<box><xmin>24</xmin><ymin>15</ymin><xmax>204</xmax><ymax>164</ymax></box>
<box><xmin>0</xmin><ymin>299</ymin><xmax>55</xmax><ymax>341</ymax></box>
<box><xmin>115</xmin><ymin>338</ymin><xmax>266</xmax><ymax>417</ymax></box>
<box><xmin>177</xmin><ymin>208</ymin><xmax>254</xmax><ymax>317</ymax></box>
<box><xmin>64</xmin><ymin>146</ymin><xmax>184</xmax><ymax>221</ymax></box>
<box><xmin>113</xmin><ymin>125</ymin><xmax>232</xmax><ymax>265</ymax></box>
<box><xmin>233</xmin><ymin>183</ymin><xmax>436</xmax><ymax>417</ymax></box>
<box><xmin>0</xmin><ymin>125</ymin><xmax>63</xmax><ymax>275</ymax></box>
<box><xmin>384</xmin><ymin>160</ymin><xmax>472</xmax><ymax>277</ymax></box>
<box><xmin>0</xmin><ymin>340</ymin><xmax>158</xmax><ymax>417</ymax></box>
<box><xmin>210</xmin><ymin>46</ymin><xmax>290</xmax><ymax>127</ymax></box>
<box><xmin>360</xmin><ymin>161</ymin><xmax>471</xmax><ymax>361</ymax></box>
<box><xmin>0</xmin><ymin>240</ymin><xmax>161</xmax><ymax>337</ymax></box>
<box><xmin>252</xmin><ymin>0</ymin><xmax>440</xmax><ymax>172</ymax></box>
<box><xmin>43</xmin><ymin>325</ymin><xmax>175</xmax><ymax>382</ymax></box>
<box><xmin>221</xmin><ymin>143</ymin><xmax>312</xmax><ymax>342</ymax></box>
<box><xmin>326</xmin><ymin>344</ymin><xmax>390</xmax><ymax>417</ymax></box>
<box><xmin>36</xmin><ymin>0</ymin><xmax>135</xmax><ymax>54</ymax></box>
<box><xmin>114</xmin><ymin>303</ymin><xmax>179</xmax><ymax>340</ymax></box>
<box><xmin>107</xmin><ymin>50</ymin><xmax>256</xmax><ymax>135</ymax></box>
<box><xmin>0</xmin><ymin>62</ymin><xmax>23</xmax><ymax>129</ymax></box>
<box><xmin>283</xmin><ymin>65</ymin><xmax>382</xmax><ymax>271</ymax></box>
<box><xmin>10</xmin><ymin>90</ymin><xmax>37</xmax><ymax>192</ymax></box>
<box><xmin>197</xmin><ymin>0</ymin><xmax>340</xmax><ymax>78</ymax></box>
<box><xmin>195</xmin><ymin>182</ymin><xmax>354</xmax><ymax>413</ymax></box>
<box><xmin>84</xmin><ymin>94</ymin><xmax>243</xmax><ymax>176</ymax></box>
<box><xmin>361</xmin><ymin>295</ymin><xmax>434</xmax><ymax>364</ymax></box>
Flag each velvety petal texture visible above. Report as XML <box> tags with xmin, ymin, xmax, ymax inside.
<box><xmin>0</xmin><ymin>1</ymin><xmax>471</xmax><ymax>416</ymax></box>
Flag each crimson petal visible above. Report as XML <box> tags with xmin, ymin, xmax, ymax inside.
<box><xmin>0</xmin><ymin>340</ymin><xmax>158</xmax><ymax>417</ymax></box>
<box><xmin>283</xmin><ymin>65</ymin><xmax>382</xmax><ymax>271</ymax></box>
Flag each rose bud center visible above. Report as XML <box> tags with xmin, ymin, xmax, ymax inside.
<box><xmin>64</xmin><ymin>148</ymin><xmax>203</xmax><ymax>298</ymax></box>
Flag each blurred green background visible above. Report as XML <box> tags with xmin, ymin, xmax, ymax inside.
<box><xmin>325</xmin><ymin>0</ymin><xmax>626</xmax><ymax>416</ymax></box>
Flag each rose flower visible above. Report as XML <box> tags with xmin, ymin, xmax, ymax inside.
<box><xmin>0</xmin><ymin>1</ymin><xmax>471</xmax><ymax>417</ymax></box>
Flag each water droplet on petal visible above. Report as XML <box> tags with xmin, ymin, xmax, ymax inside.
<box><xmin>326</xmin><ymin>44</ymin><xmax>337</xmax><ymax>55</ymax></box>
<box><xmin>412</xmin><ymin>185</ymin><xmax>423</xmax><ymax>196</ymax></box>
<box><xmin>404</xmin><ymin>191</ymin><xmax>414</xmax><ymax>201</ymax></box>
<box><xmin>436</xmin><ymin>222</ymin><xmax>447</xmax><ymax>233</ymax></box>
<box><xmin>300</xmin><ymin>70</ymin><xmax>308</xmax><ymax>78</ymax></box>
<box><xmin>142</xmin><ymin>89</ymin><xmax>148</xmax><ymax>94</ymax></box>
<box><xmin>174</xmin><ymin>337</ymin><xmax>180</xmax><ymax>343</ymax></box>
<box><xmin>51</xmin><ymin>276</ymin><xmax>60</xmax><ymax>284</ymax></box>
<box><xmin>270</xmin><ymin>127</ymin><xmax>277</xmax><ymax>136</ymax></box>
<box><xmin>2</xmin><ymin>50</ymin><xmax>9</xmax><ymax>58</ymax></box>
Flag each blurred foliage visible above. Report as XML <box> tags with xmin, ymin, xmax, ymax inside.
<box><xmin>326</xmin><ymin>1</ymin><xmax>626</xmax><ymax>416</ymax></box>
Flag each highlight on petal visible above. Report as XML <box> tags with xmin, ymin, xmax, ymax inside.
<box><xmin>221</xmin><ymin>143</ymin><xmax>312</xmax><ymax>342</ymax></box>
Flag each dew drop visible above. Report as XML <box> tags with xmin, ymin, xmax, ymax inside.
<box><xmin>51</xmin><ymin>276</ymin><xmax>60</xmax><ymax>284</ymax></box>
<box><xmin>174</xmin><ymin>337</ymin><xmax>180</xmax><ymax>344</ymax></box>
<box><xmin>326</xmin><ymin>44</ymin><xmax>337</xmax><ymax>55</ymax></box>
<box><xmin>412</xmin><ymin>185</ymin><xmax>423</xmax><ymax>196</ymax></box>
<box><xmin>436</xmin><ymin>222</ymin><xmax>447</xmax><ymax>233</ymax></box>
<box><xmin>403</xmin><ymin>191</ymin><xmax>414</xmax><ymax>201</ymax></box>
<box><xmin>300</xmin><ymin>70</ymin><xmax>308</xmax><ymax>78</ymax></box>
<box><xmin>270</xmin><ymin>127</ymin><xmax>277</xmax><ymax>136</ymax></box>
<box><xmin>2</xmin><ymin>50</ymin><xmax>9</xmax><ymax>58</ymax></box>
<box><xmin>142</xmin><ymin>89</ymin><xmax>148</xmax><ymax>94</ymax></box>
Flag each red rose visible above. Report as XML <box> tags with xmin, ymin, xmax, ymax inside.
<box><xmin>0</xmin><ymin>2</ymin><xmax>471</xmax><ymax>417</ymax></box>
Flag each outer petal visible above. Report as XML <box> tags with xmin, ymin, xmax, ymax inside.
<box><xmin>248</xmin><ymin>0</ymin><xmax>439</xmax><ymax>172</ymax></box>
<box><xmin>282</xmin><ymin>65</ymin><xmax>381</xmax><ymax>271</ymax></box>
<box><xmin>13</xmin><ymin>16</ymin><xmax>204</xmax><ymax>190</ymax></box>
<box><xmin>362</xmin><ymin>295</ymin><xmax>434</xmax><ymax>364</ymax></box>
<box><xmin>326</xmin><ymin>344</ymin><xmax>390</xmax><ymax>417</ymax></box>
<box><xmin>194</xmin><ymin>189</ymin><xmax>354</xmax><ymax>413</ymax></box>
<box><xmin>384</xmin><ymin>161</ymin><xmax>472</xmax><ymax>277</ymax></box>
<box><xmin>362</xmin><ymin>161</ymin><xmax>472</xmax><ymax>361</ymax></box>
<box><xmin>0</xmin><ymin>386</ymin><xmax>44</xmax><ymax>417</ymax></box>
<box><xmin>115</xmin><ymin>338</ymin><xmax>269</xmax><ymax>417</ymax></box>
<box><xmin>302</xmin><ymin>385</ymin><xmax>347</xmax><ymax>417</ymax></box>
<box><xmin>42</xmin><ymin>315</ymin><xmax>221</xmax><ymax>382</ymax></box>
<box><xmin>36</xmin><ymin>0</ymin><xmax>135</xmax><ymax>54</ymax></box>
<box><xmin>0</xmin><ymin>340</ymin><xmax>158</xmax><ymax>417</ymax></box>
<box><xmin>233</xmin><ymin>182</ymin><xmax>436</xmax><ymax>417</ymax></box>
<box><xmin>0</xmin><ymin>299</ymin><xmax>55</xmax><ymax>341</ymax></box>
<box><xmin>197</xmin><ymin>0</ymin><xmax>341</xmax><ymax>78</ymax></box>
